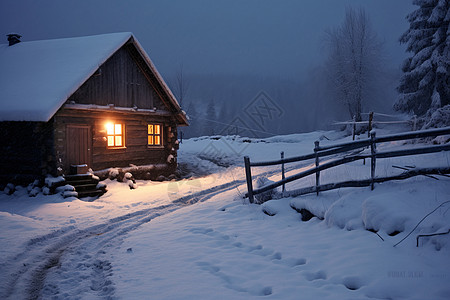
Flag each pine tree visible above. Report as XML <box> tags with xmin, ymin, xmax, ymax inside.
<box><xmin>395</xmin><ymin>0</ymin><xmax>449</xmax><ymax>116</ymax></box>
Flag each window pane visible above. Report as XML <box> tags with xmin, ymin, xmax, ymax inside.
<box><xmin>108</xmin><ymin>136</ymin><xmax>115</xmax><ymax>146</ymax></box>
<box><xmin>115</xmin><ymin>124</ymin><xmax>122</xmax><ymax>135</ymax></box>
<box><xmin>155</xmin><ymin>135</ymin><xmax>160</xmax><ymax>145</ymax></box>
<box><xmin>148</xmin><ymin>136</ymin><xmax>153</xmax><ymax>145</ymax></box>
<box><xmin>148</xmin><ymin>125</ymin><xmax>153</xmax><ymax>135</ymax></box>
<box><xmin>154</xmin><ymin>125</ymin><xmax>160</xmax><ymax>134</ymax></box>
<box><xmin>115</xmin><ymin>136</ymin><xmax>122</xmax><ymax>146</ymax></box>
<box><xmin>106</xmin><ymin>123</ymin><xmax>114</xmax><ymax>135</ymax></box>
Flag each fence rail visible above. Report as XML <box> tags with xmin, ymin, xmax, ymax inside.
<box><xmin>244</xmin><ymin>127</ymin><xmax>450</xmax><ymax>203</ymax></box>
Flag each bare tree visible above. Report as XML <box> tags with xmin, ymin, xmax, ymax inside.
<box><xmin>171</xmin><ymin>64</ymin><xmax>190</xmax><ymax>107</ymax></box>
<box><xmin>325</xmin><ymin>7</ymin><xmax>383</xmax><ymax>121</ymax></box>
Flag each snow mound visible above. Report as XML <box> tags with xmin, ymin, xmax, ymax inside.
<box><xmin>290</xmin><ymin>179</ymin><xmax>450</xmax><ymax>250</ymax></box>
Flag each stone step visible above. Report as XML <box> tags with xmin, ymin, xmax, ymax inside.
<box><xmin>65</xmin><ymin>174</ymin><xmax>94</xmax><ymax>181</ymax></box>
<box><xmin>65</xmin><ymin>178</ymin><xmax>99</xmax><ymax>186</ymax></box>
<box><xmin>73</xmin><ymin>183</ymin><xmax>99</xmax><ymax>192</ymax></box>
<box><xmin>77</xmin><ymin>189</ymin><xmax>106</xmax><ymax>199</ymax></box>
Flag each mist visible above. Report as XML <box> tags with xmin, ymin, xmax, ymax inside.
<box><xmin>0</xmin><ymin>0</ymin><xmax>413</xmax><ymax>137</ymax></box>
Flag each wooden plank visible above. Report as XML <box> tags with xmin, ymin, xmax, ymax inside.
<box><xmin>375</xmin><ymin>126</ymin><xmax>450</xmax><ymax>144</ymax></box>
<box><xmin>248</xmin><ymin>154</ymin><xmax>369</xmax><ymax>197</ymax></box>
<box><xmin>376</xmin><ymin>144</ymin><xmax>450</xmax><ymax>159</ymax></box>
<box><xmin>284</xmin><ymin>167</ymin><xmax>450</xmax><ymax>198</ymax></box>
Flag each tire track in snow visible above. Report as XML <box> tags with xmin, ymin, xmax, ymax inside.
<box><xmin>0</xmin><ymin>163</ymin><xmax>309</xmax><ymax>299</ymax></box>
<box><xmin>0</xmin><ymin>179</ymin><xmax>243</xmax><ymax>300</ymax></box>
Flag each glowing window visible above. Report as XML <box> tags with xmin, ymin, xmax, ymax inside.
<box><xmin>148</xmin><ymin>124</ymin><xmax>162</xmax><ymax>146</ymax></box>
<box><xmin>106</xmin><ymin>123</ymin><xmax>124</xmax><ymax>148</ymax></box>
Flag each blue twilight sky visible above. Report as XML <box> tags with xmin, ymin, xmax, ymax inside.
<box><xmin>0</xmin><ymin>0</ymin><xmax>414</xmax><ymax>79</ymax></box>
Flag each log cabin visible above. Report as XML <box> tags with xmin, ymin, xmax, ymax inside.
<box><xmin>0</xmin><ymin>33</ymin><xmax>188</xmax><ymax>186</ymax></box>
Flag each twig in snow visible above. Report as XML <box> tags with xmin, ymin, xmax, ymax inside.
<box><xmin>416</xmin><ymin>229</ymin><xmax>450</xmax><ymax>247</ymax></box>
<box><xmin>394</xmin><ymin>200</ymin><xmax>450</xmax><ymax>247</ymax></box>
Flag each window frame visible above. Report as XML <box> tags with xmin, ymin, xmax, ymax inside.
<box><xmin>147</xmin><ymin>123</ymin><xmax>163</xmax><ymax>148</ymax></box>
<box><xmin>106</xmin><ymin>122</ymin><xmax>126</xmax><ymax>149</ymax></box>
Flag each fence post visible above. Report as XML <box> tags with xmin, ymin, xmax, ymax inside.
<box><xmin>368</xmin><ymin>111</ymin><xmax>374</xmax><ymax>137</ymax></box>
<box><xmin>314</xmin><ymin>141</ymin><xmax>320</xmax><ymax>196</ymax></box>
<box><xmin>281</xmin><ymin>151</ymin><xmax>285</xmax><ymax>194</ymax></box>
<box><xmin>352</xmin><ymin>115</ymin><xmax>356</xmax><ymax>141</ymax></box>
<box><xmin>244</xmin><ymin>156</ymin><xmax>254</xmax><ymax>203</ymax></box>
<box><xmin>370</xmin><ymin>132</ymin><xmax>376</xmax><ymax>190</ymax></box>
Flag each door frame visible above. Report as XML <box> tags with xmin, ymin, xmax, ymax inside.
<box><xmin>65</xmin><ymin>124</ymin><xmax>92</xmax><ymax>172</ymax></box>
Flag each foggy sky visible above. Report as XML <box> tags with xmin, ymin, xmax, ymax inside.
<box><xmin>0</xmin><ymin>0</ymin><xmax>413</xmax><ymax>80</ymax></box>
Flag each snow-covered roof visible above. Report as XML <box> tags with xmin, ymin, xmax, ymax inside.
<box><xmin>0</xmin><ymin>32</ymin><xmax>184</xmax><ymax>123</ymax></box>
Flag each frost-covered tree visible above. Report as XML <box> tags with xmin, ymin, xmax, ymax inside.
<box><xmin>184</xmin><ymin>101</ymin><xmax>199</xmax><ymax>138</ymax></box>
<box><xmin>325</xmin><ymin>7</ymin><xmax>383</xmax><ymax>122</ymax></box>
<box><xmin>170</xmin><ymin>64</ymin><xmax>190</xmax><ymax>108</ymax></box>
<box><xmin>395</xmin><ymin>0</ymin><xmax>449</xmax><ymax>116</ymax></box>
<box><xmin>205</xmin><ymin>99</ymin><xmax>217</xmax><ymax>135</ymax></box>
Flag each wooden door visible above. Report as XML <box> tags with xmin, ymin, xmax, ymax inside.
<box><xmin>66</xmin><ymin>125</ymin><xmax>91</xmax><ymax>170</ymax></box>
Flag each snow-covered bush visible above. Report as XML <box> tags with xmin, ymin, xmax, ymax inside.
<box><xmin>254</xmin><ymin>176</ymin><xmax>275</xmax><ymax>204</ymax></box>
<box><xmin>4</xmin><ymin>183</ymin><xmax>15</xmax><ymax>195</ymax></box>
<box><xmin>422</xmin><ymin>105</ymin><xmax>450</xmax><ymax>130</ymax></box>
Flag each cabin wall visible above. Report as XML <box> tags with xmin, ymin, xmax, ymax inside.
<box><xmin>68</xmin><ymin>47</ymin><xmax>167</xmax><ymax>111</ymax></box>
<box><xmin>0</xmin><ymin>121</ymin><xmax>56</xmax><ymax>185</ymax></box>
<box><xmin>54</xmin><ymin>109</ymin><xmax>178</xmax><ymax>179</ymax></box>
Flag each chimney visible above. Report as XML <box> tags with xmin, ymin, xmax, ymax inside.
<box><xmin>7</xmin><ymin>33</ymin><xmax>22</xmax><ymax>46</ymax></box>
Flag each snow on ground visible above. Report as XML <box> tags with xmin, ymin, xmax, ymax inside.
<box><xmin>0</xmin><ymin>128</ymin><xmax>449</xmax><ymax>299</ymax></box>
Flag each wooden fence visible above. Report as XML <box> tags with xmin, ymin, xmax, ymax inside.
<box><xmin>244</xmin><ymin>127</ymin><xmax>450</xmax><ymax>203</ymax></box>
<box><xmin>333</xmin><ymin>112</ymin><xmax>417</xmax><ymax>140</ymax></box>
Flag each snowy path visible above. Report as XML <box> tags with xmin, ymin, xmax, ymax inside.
<box><xmin>0</xmin><ymin>179</ymin><xmax>242</xmax><ymax>299</ymax></box>
<box><xmin>1</xmin><ymin>161</ymin><xmax>303</xmax><ymax>299</ymax></box>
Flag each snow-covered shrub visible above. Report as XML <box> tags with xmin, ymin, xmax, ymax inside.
<box><xmin>422</xmin><ymin>105</ymin><xmax>450</xmax><ymax>130</ymax></box>
<box><xmin>254</xmin><ymin>176</ymin><xmax>275</xmax><ymax>204</ymax></box>
<box><xmin>27</xmin><ymin>180</ymin><xmax>42</xmax><ymax>197</ymax></box>
<box><xmin>28</xmin><ymin>187</ymin><xmax>41</xmax><ymax>197</ymax></box>
<box><xmin>4</xmin><ymin>183</ymin><xmax>15</xmax><ymax>195</ymax></box>
<box><xmin>42</xmin><ymin>186</ymin><xmax>51</xmax><ymax>195</ymax></box>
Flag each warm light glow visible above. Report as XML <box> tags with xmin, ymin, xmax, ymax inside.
<box><xmin>148</xmin><ymin>124</ymin><xmax>162</xmax><ymax>146</ymax></box>
<box><xmin>115</xmin><ymin>124</ymin><xmax>122</xmax><ymax>135</ymax></box>
<box><xmin>115</xmin><ymin>136</ymin><xmax>122</xmax><ymax>146</ymax></box>
<box><xmin>106</xmin><ymin>122</ymin><xmax>124</xmax><ymax>148</ymax></box>
<box><xmin>106</xmin><ymin>123</ymin><xmax>114</xmax><ymax>135</ymax></box>
<box><xmin>108</xmin><ymin>136</ymin><xmax>114</xmax><ymax>146</ymax></box>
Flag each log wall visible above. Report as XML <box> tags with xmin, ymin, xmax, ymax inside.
<box><xmin>54</xmin><ymin>108</ymin><xmax>178</xmax><ymax>178</ymax></box>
